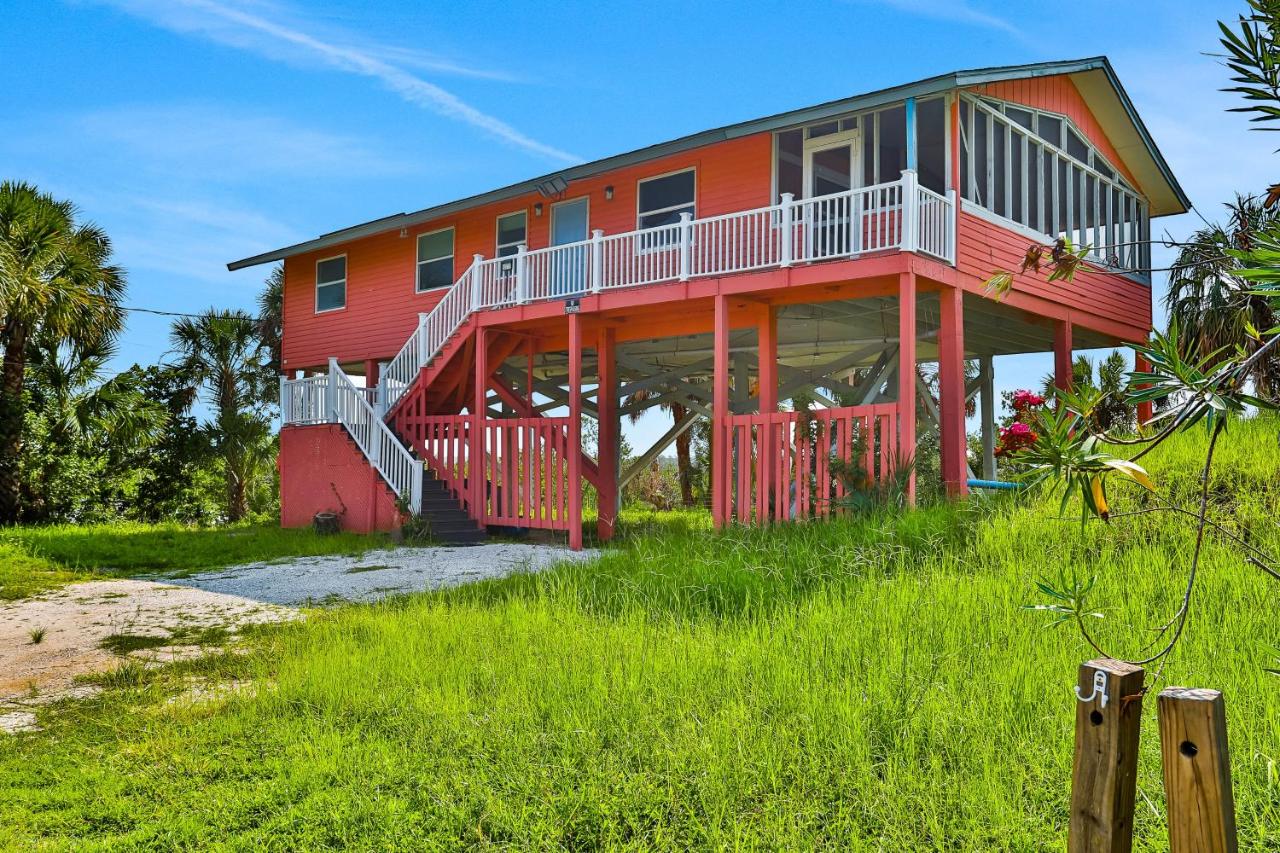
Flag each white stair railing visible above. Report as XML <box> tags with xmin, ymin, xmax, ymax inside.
<box><xmin>282</xmin><ymin>172</ymin><xmax>956</xmax><ymax>429</ymax></box>
<box><xmin>326</xmin><ymin>358</ymin><xmax>423</xmax><ymax>514</ymax></box>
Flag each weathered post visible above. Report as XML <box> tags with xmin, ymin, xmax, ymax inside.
<box><xmin>1158</xmin><ymin>687</ymin><xmax>1238</xmax><ymax>853</ymax></box>
<box><xmin>1069</xmin><ymin>658</ymin><xmax>1146</xmax><ymax>853</ymax></box>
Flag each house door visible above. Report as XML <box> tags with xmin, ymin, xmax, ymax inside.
<box><xmin>801</xmin><ymin>131</ymin><xmax>860</xmax><ymax>258</ymax></box>
<box><xmin>551</xmin><ymin>197</ymin><xmax>589</xmax><ymax>295</ymax></box>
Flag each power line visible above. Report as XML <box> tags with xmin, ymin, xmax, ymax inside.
<box><xmin>121</xmin><ymin>305</ymin><xmax>253</xmax><ymax>319</ymax></box>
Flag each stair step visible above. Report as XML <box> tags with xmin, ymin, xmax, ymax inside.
<box><xmin>421</xmin><ymin>508</ymin><xmax>473</xmax><ymax>525</ymax></box>
<box><xmin>433</xmin><ymin>529</ymin><xmax>487</xmax><ymax>546</ymax></box>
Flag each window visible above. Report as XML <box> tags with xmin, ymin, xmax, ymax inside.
<box><xmin>776</xmin><ymin>129</ymin><xmax>803</xmax><ymax>202</ymax></box>
<box><xmin>315</xmin><ymin>255</ymin><xmax>346</xmax><ymax>312</ymax></box>
<box><xmin>416</xmin><ymin>228</ymin><xmax>454</xmax><ymax>292</ymax></box>
<box><xmin>496</xmin><ymin>211</ymin><xmax>526</xmax><ymax>258</ymax></box>
<box><xmin>875</xmin><ymin>105</ymin><xmax>907</xmax><ymax>185</ymax></box>
<box><xmin>637</xmin><ymin>169</ymin><xmax>695</xmax><ymax>229</ymax></box>
<box><xmin>959</xmin><ymin>93</ymin><xmax>1150</xmax><ymax>278</ymax></box>
<box><xmin>916</xmin><ymin>97</ymin><xmax>947</xmax><ymax>194</ymax></box>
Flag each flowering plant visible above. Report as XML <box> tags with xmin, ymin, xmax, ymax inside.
<box><xmin>994</xmin><ymin>389</ymin><xmax>1046</xmax><ymax>457</ymax></box>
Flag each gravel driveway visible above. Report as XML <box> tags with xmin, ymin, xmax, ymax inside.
<box><xmin>166</xmin><ymin>542</ymin><xmax>595</xmax><ymax>605</ymax></box>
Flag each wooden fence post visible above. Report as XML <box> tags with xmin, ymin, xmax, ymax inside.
<box><xmin>1158</xmin><ymin>687</ymin><xmax>1238</xmax><ymax>853</ymax></box>
<box><xmin>1069</xmin><ymin>659</ymin><xmax>1146</xmax><ymax>853</ymax></box>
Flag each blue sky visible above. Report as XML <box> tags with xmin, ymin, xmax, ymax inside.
<box><xmin>2</xmin><ymin>0</ymin><xmax>1274</xmax><ymax>450</ymax></box>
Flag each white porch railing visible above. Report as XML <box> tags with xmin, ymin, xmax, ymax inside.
<box><xmin>284</xmin><ymin>170</ymin><xmax>956</xmax><ymax>420</ymax></box>
<box><xmin>283</xmin><ymin>360</ymin><xmax>423</xmax><ymax>513</ymax></box>
<box><xmin>279</xmin><ymin>375</ymin><xmax>329</xmax><ymax>425</ymax></box>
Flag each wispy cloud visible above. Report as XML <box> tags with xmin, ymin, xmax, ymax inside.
<box><xmin>93</xmin><ymin>0</ymin><xmax>579</xmax><ymax>163</ymax></box>
<box><xmin>67</xmin><ymin>103</ymin><xmax>418</xmax><ymax>180</ymax></box>
<box><xmin>848</xmin><ymin>0</ymin><xmax>1024</xmax><ymax>38</ymax></box>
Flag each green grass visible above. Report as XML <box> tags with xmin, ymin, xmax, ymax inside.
<box><xmin>2</xmin><ymin>522</ymin><xmax>389</xmax><ymax>590</ymax></box>
<box><xmin>0</xmin><ymin>540</ymin><xmax>86</xmax><ymax>601</ymax></box>
<box><xmin>2</xmin><ymin>419</ymin><xmax>1279</xmax><ymax>848</ymax></box>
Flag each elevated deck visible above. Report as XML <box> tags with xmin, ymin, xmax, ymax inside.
<box><xmin>279</xmin><ymin>170</ymin><xmax>1148</xmax><ymax>548</ymax></box>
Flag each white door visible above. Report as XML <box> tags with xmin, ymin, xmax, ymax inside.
<box><xmin>801</xmin><ymin>131</ymin><xmax>861</xmax><ymax>258</ymax></box>
<box><xmin>550</xmin><ymin>197</ymin><xmax>589</xmax><ymax>295</ymax></box>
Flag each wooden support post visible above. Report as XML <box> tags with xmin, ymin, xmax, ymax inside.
<box><xmin>757</xmin><ymin>304</ymin><xmax>778</xmax><ymax>523</ymax></box>
<box><xmin>713</xmin><ymin>293</ymin><xmax>730</xmax><ymax>528</ymax></box>
<box><xmin>979</xmin><ymin>353</ymin><xmax>996</xmax><ymax>480</ymax></box>
<box><xmin>1055</xmin><ymin>319</ymin><xmax>1074</xmax><ymax>392</ymax></box>
<box><xmin>1070</xmin><ymin>659</ymin><xmax>1146</xmax><ymax>853</ymax></box>
<box><xmin>1158</xmin><ymin>688</ymin><xmax>1238</xmax><ymax>853</ymax></box>
<box><xmin>567</xmin><ymin>313</ymin><xmax>583</xmax><ymax>551</ymax></box>
<box><xmin>1134</xmin><ymin>352</ymin><xmax>1153</xmax><ymax>426</ymax></box>
<box><xmin>596</xmin><ymin>327</ymin><xmax>618</xmax><ymax>541</ymax></box>
<box><xmin>898</xmin><ymin>272</ymin><xmax>917</xmax><ymax>503</ymax></box>
<box><xmin>471</xmin><ymin>327</ymin><xmax>488</xmax><ymax>523</ymax></box>
<box><xmin>938</xmin><ymin>284</ymin><xmax>968</xmax><ymax>496</ymax></box>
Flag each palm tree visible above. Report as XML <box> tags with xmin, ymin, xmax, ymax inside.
<box><xmin>624</xmin><ymin>390</ymin><xmax>697</xmax><ymax>506</ymax></box>
<box><xmin>257</xmin><ymin>264</ymin><xmax>284</xmax><ymax>374</ymax></box>
<box><xmin>169</xmin><ymin>310</ymin><xmax>274</xmax><ymax>522</ymax></box>
<box><xmin>22</xmin><ymin>333</ymin><xmax>168</xmax><ymax>521</ymax></box>
<box><xmin>0</xmin><ymin>182</ymin><xmax>125</xmax><ymax>523</ymax></box>
<box><xmin>1165</xmin><ymin>194</ymin><xmax>1280</xmax><ymax>400</ymax></box>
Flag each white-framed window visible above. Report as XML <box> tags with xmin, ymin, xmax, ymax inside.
<box><xmin>416</xmin><ymin>227</ymin><xmax>454</xmax><ymax>292</ymax></box>
<box><xmin>315</xmin><ymin>255</ymin><xmax>346</xmax><ymax>313</ymax></box>
<box><xmin>496</xmin><ymin>211</ymin><xmax>526</xmax><ymax>257</ymax></box>
<box><xmin>637</xmin><ymin>168</ymin><xmax>696</xmax><ymax>229</ymax></box>
<box><xmin>958</xmin><ymin>93</ymin><xmax>1149</xmax><ymax>279</ymax></box>
<box><xmin>496</xmin><ymin>210</ymin><xmax>526</xmax><ymax>275</ymax></box>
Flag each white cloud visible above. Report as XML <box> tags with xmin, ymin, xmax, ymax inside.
<box><xmin>91</xmin><ymin>0</ymin><xmax>579</xmax><ymax>163</ymax></box>
<box><xmin>847</xmin><ymin>0</ymin><xmax>1024</xmax><ymax>38</ymax></box>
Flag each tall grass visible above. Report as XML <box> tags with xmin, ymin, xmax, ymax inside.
<box><xmin>1</xmin><ymin>419</ymin><xmax>1278</xmax><ymax>849</ymax></box>
<box><xmin>5</xmin><ymin>521</ymin><xmax>389</xmax><ymax>578</ymax></box>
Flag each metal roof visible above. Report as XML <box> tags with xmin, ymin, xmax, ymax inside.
<box><xmin>228</xmin><ymin>57</ymin><xmax>1189</xmax><ymax>271</ymax></box>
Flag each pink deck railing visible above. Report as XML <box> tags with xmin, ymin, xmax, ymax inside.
<box><xmin>401</xmin><ymin>414</ymin><xmax>573</xmax><ymax>531</ymax></box>
<box><xmin>721</xmin><ymin>403</ymin><xmax>900</xmax><ymax>524</ymax></box>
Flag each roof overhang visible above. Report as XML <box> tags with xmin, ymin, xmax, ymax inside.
<box><xmin>228</xmin><ymin>56</ymin><xmax>1188</xmax><ymax>271</ymax></box>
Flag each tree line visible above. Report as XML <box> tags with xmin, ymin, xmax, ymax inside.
<box><xmin>0</xmin><ymin>181</ymin><xmax>282</xmax><ymax>526</ymax></box>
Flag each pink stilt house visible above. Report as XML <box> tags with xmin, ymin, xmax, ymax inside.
<box><xmin>230</xmin><ymin>58</ymin><xmax>1187</xmax><ymax>548</ymax></box>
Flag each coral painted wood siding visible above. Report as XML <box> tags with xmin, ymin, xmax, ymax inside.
<box><xmin>282</xmin><ymin>133</ymin><xmax>773</xmax><ymax>372</ymax></box>
<box><xmin>969</xmin><ymin>76</ymin><xmax>1138</xmax><ymax>186</ymax></box>
<box><xmin>955</xmin><ymin>210</ymin><xmax>1151</xmax><ymax>339</ymax></box>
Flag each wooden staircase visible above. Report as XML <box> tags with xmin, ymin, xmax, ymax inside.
<box><xmin>418</xmin><ymin>468</ymin><xmax>486</xmax><ymax>545</ymax></box>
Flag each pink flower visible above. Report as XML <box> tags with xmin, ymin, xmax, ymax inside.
<box><xmin>1011</xmin><ymin>390</ymin><xmax>1046</xmax><ymax>411</ymax></box>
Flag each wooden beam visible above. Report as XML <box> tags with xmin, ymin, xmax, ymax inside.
<box><xmin>568</xmin><ymin>312</ymin><xmax>583</xmax><ymax>551</ymax></box>
<box><xmin>1055</xmin><ymin>318</ymin><xmax>1074</xmax><ymax>391</ymax></box>
<box><xmin>852</xmin><ymin>346</ymin><xmax>898</xmax><ymax>405</ymax></box>
<box><xmin>899</xmin><ymin>272</ymin><xmax>917</xmax><ymax>502</ymax></box>
<box><xmin>619</xmin><ymin>409</ymin><xmax>699</xmax><ymax>489</ymax></box>
<box><xmin>597</xmin><ymin>327</ymin><xmax>619</xmax><ymax>541</ymax></box>
<box><xmin>1070</xmin><ymin>659</ymin><xmax>1145</xmax><ymax>853</ymax></box>
<box><xmin>980</xmin><ymin>354</ymin><xmax>996</xmax><ymax>480</ymax></box>
<box><xmin>939</xmin><ymin>284</ymin><xmax>967</xmax><ymax>496</ymax></box>
<box><xmin>470</xmin><ymin>327</ymin><xmax>487</xmax><ymax>519</ymax></box>
<box><xmin>713</xmin><ymin>293</ymin><xmax>729</xmax><ymax>528</ymax></box>
<box><xmin>1158</xmin><ymin>688</ymin><xmax>1238</xmax><ymax>853</ymax></box>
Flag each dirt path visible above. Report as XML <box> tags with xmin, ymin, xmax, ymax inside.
<box><xmin>1</xmin><ymin>543</ymin><xmax>590</xmax><ymax>732</ymax></box>
<box><xmin>0</xmin><ymin>580</ymin><xmax>294</xmax><ymax>720</ymax></box>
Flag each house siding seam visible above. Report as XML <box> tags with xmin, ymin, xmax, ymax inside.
<box><xmin>281</xmin><ymin>133</ymin><xmax>773</xmax><ymax>371</ymax></box>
